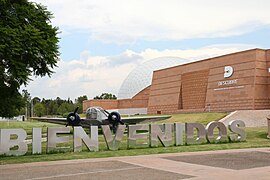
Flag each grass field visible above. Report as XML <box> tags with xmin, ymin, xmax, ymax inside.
<box><xmin>0</xmin><ymin>112</ymin><xmax>269</xmax><ymax>165</ymax></box>
<box><xmin>0</xmin><ymin>120</ymin><xmax>62</xmax><ymax>135</ymax></box>
<box><xmin>152</xmin><ymin>112</ymin><xmax>228</xmax><ymax>125</ymax></box>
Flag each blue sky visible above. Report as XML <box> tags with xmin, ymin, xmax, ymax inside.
<box><xmin>28</xmin><ymin>0</ymin><xmax>270</xmax><ymax>100</ymax></box>
<box><xmin>59</xmin><ymin>25</ymin><xmax>270</xmax><ymax>61</ymax></box>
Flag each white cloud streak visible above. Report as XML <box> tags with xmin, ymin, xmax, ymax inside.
<box><xmin>34</xmin><ymin>0</ymin><xmax>270</xmax><ymax>44</ymax></box>
<box><xmin>25</xmin><ymin>44</ymin><xmax>254</xmax><ymax>100</ymax></box>
<box><xmin>24</xmin><ymin>1</ymin><xmax>268</xmax><ymax>100</ymax></box>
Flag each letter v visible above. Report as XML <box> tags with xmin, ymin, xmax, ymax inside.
<box><xmin>101</xmin><ymin>125</ymin><xmax>126</xmax><ymax>150</ymax></box>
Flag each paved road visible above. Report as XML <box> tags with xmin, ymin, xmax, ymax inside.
<box><xmin>1</xmin><ymin>148</ymin><xmax>270</xmax><ymax>180</ymax></box>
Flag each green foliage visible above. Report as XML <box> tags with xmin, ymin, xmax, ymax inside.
<box><xmin>75</xmin><ymin>95</ymin><xmax>87</xmax><ymax>114</ymax></box>
<box><xmin>57</xmin><ymin>102</ymin><xmax>74</xmax><ymax>117</ymax></box>
<box><xmin>32</xmin><ymin>97</ymin><xmax>41</xmax><ymax>104</ymax></box>
<box><xmin>0</xmin><ymin>88</ymin><xmax>24</xmax><ymax>117</ymax></box>
<box><xmin>4</xmin><ymin>94</ymin><xmax>89</xmax><ymax>117</ymax></box>
<box><xmin>75</xmin><ymin>95</ymin><xmax>88</xmax><ymax>104</ymax></box>
<box><xmin>33</xmin><ymin>102</ymin><xmax>45</xmax><ymax>117</ymax></box>
<box><xmin>94</xmin><ymin>93</ymin><xmax>117</xmax><ymax>100</ymax></box>
<box><xmin>0</xmin><ymin>0</ymin><xmax>59</xmax><ymax>117</ymax></box>
<box><xmin>23</xmin><ymin>96</ymin><xmax>87</xmax><ymax>117</ymax></box>
<box><xmin>155</xmin><ymin>112</ymin><xmax>228</xmax><ymax>125</ymax></box>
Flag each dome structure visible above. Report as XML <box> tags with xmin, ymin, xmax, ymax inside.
<box><xmin>118</xmin><ymin>57</ymin><xmax>189</xmax><ymax>99</ymax></box>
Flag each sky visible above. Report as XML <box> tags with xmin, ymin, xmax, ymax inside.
<box><xmin>25</xmin><ymin>0</ymin><xmax>270</xmax><ymax>101</ymax></box>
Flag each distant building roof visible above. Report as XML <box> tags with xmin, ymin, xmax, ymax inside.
<box><xmin>118</xmin><ymin>57</ymin><xmax>188</xmax><ymax>99</ymax></box>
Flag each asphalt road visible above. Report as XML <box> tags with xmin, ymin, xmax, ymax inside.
<box><xmin>1</xmin><ymin>148</ymin><xmax>270</xmax><ymax>180</ymax></box>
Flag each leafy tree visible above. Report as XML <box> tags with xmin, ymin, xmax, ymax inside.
<box><xmin>32</xmin><ymin>97</ymin><xmax>41</xmax><ymax>104</ymax></box>
<box><xmin>57</xmin><ymin>102</ymin><xmax>74</xmax><ymax>117</ymax></box>
<box><xmin>47</xmin><ymin>100</ymin><xmax>58</xmax><ymax>115</ymax></box>
<box><xmin>75</xmin><ymin>95</ymin><xmax>87</xmax><ymax>114</ymax></box>
<box><xmin>33</xmin><ymin>102</ymin><xmax>45</xmax><ymax>117</ymax></box>
<box><xmin>94</xmin><ymin>93</ymin><xmax>117</xmax><ymax>100</ymax></box>
<box><xmin>0</xmin><ymin>0</ymin><xmax>59</xmax><ymax>117</ymax></box>
<box><xmin>21</xmin><ymin>89</ymin><xmax>31</xmax><ymax>116</ymax></box>
<box><xmin>55</xmin><ymin>97</ymin><xmax>64</xmax><ymax>107</ymax></box>
<box><xmin>0</xmin><ymin>88</ymin><xmax>24</xmax><ymax>117</ymax></box>
<box><xmin>76</xmin><ymin>95</ymin><xmax>88</xmax><ymax>104</ymax></box>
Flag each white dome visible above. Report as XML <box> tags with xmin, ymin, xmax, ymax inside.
<box><xmin>118</xmin><ymin>57</ymin><xmax>189</xmax><ymax>99</ymax></box>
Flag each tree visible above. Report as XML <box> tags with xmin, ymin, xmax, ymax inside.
<box><xmin>55</xmin><ymin>97</ymin><xmax>64</xmax><ymax>107</ymax></box>
<box><xmin>33</xmin><ymin>102</ymin><xmax>45</xmax><ymax>117</ymax></box>
<box><xmin>21</xmin><ymin>89</ymin><xmax>31</xmax><ymax>117</ymax></box>
<box><xmin>32</xmin><ymin>97</ymin><xmax>41</xmax><ymax>104</ymax></box>
<box><xmin>47</xmin><ymin>100</ymin><xmax>58</xmax><ymax>115</ymax></box>
<box><xmin>75</xmin><ymin>95</ymin><xmax>87</xmax><ymax>114</ymax></box>
<box><xmin>0</xmin><ymin>87</ymin><xmax>24</xmax><ymax>117</ymax></box>
<box><xmin>0</xmin><ymin>0</ymin><xmax>59</xmax><ymax>117</ymax></box>
<box><xmin>57</xmin><ymin>102</ymin><xmax>74</xmax><ymax>117</ymax></box>
<box><xmin>94</xmin><ymin>93</ymin><xmax>117</xmax><ymax>100</ymax></box>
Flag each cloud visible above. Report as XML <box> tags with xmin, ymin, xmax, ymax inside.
<box><xmin>34</xmin><ymin>0</ymin><xmax>270</xmax><ymax>44</ymax></box>
<box><xmin>25</xmin><ymin>44</ymin><xmax>253</xmax><ymax>100</ymax></box>
<box><xmin>139</xmin><ymin>44</ymin><xmax>256</xmax><ymax>62</ymax></box>
<box><xmin>25</xmin><ymin>50</ymin><xmax>140</xmax><ymax>100</ymax></box>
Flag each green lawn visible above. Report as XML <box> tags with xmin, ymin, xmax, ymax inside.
<box><xmin>0</xmin><ymin>120</ymin><xmax>61</xmax><ymax>135</ymax></box>
<box><xmin>0</xmin><ymin>112</ymin><xmax>269</xmax><ymax>165</ymax></box>
<box><xmin>153</xmin><ymin>112</ymin><xmax>228</xmax><ymax>125</ymax></box>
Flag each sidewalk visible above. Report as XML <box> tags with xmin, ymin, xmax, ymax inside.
<box><xmin>1</xmin><ymin>148</ymin><xmax>270</xmax><ymax>180</ymax></box>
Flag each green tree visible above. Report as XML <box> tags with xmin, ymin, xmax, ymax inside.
<box><xmin>57</xmin><ymin>102</ymin><xmax>74</xmax><ymax>117</ymax></box>
<box><xmin>55</xmin><ymin>97</ymin><xmax>64</xmax><ymax>107</ymax></box>
<box><xmin>0</xmin><ymin>88</ymin><xmax>24</xmax><ymax>117</ymax></box>
<box><xmin>32</xmin><ymin>97</ymin><xmax>41</xmax><ymax>104</ymax></box>
<box><xmin>33</xmin><ymin>102</ymin><xmax>45</xmax><ymax>117</ymax></box>
<box><xmin>75</xmin><ymin>95</ymin><xmax>87</xmax><ymax>114</ymax></box>
<box><xmin>21</xmin><ymin>89</ymin><xmax>31</xmax><ymax>117</ymax></box>
<box><xmin>0</xmin><ymin>0</ymin><xmax>59</xmax><ymax>117</ymax></box>
<box><xmin>94</xmin><ymin>93</ymin><xmax>117</xmax><ymax>100</ymax></box>
<box><xmin>47</xmin><ymin>100</ymin><xmax>58</xmax><ymax>115</ymax></box>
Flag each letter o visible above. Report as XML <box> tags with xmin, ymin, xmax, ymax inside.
<box><xmin>206</xmin><ymin>121</ymin><xmax>227</xmax><ymax>143</ymax></box>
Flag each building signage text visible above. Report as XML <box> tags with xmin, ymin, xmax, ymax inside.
<box><xmin>0</xmin><ymin>120</ymin><xmax>246</xmax><ymax>156</ymax></box>
<box><xmin>218</xmin><ymin>79</ymin><xmax>238</xmax><ymax>86</ymax></box>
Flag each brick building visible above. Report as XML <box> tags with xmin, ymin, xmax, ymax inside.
<box><xmin>83</xmin><ymin>48</ymin><xmax>270</xmax><ymax>114</ymax></box>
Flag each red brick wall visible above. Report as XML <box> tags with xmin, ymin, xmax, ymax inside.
<box><xmin>118</xmin><ymin>86</ymin><xmax>150</xmax><ymax>108</ymax></box>
<box><xmin>83</xmin><ymin>100</ymin><xmax>118</xmax><ymax>112</ymax></box>
<box><xmin>147</xmin><ymin>66</ymin><xmax>181</xmax><ymax>114</ymax></box>
<box><xmin>254</xmin><ymin>49</ymin><xmax>270</xmax><ymax>109</ymax></box>
<box><xmin>83</xmin><ymin>86</ymin><xmax>150</xmax><ymax>112</ymax></box>
<box><xmin>181</xmin><ymin>70</ymin><xmax>209</xmax><ymax>109</ymax></box>
<box><xmin>205</xmin><ymin>50</ymin><xmax>257</xmax><ymax>111</ymax></box>
<box><xmin>148</xmin><ymin>49</ymin><xmax>270</xmax><ymax>114</ymax></box>
<box><xmin>84</xmin><ymin>49</ymin><xmax>270</xmax><ymax>114</ymax></box>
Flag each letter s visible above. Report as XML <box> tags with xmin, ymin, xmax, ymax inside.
<box><xmin>228</xmin><ymin>120</ymin><xmax>246</xmax><ymax>142</ymax></box>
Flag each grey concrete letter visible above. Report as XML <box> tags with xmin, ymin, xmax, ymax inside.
<box><xmin>206</xmin><ymin>121</ymin><xmax>227</xmax><ymax>143</ymax></box>
<box><xmin>186</xmin><ymin>123</ymin><xmax>206</xmax><ymax>145</ymax></box>
<box><xmin>47</xmin><ymin>127</ymin><xmax>70</xmax><ymax>153</ymax></box>
<box><xmin>102</xmin><ymin>125</ymin><xmax>125</xmax><ymax>150</ymax></box>
<box><xmin>150</xmin><ymin>124</ymin><xmax>173</xmax><ymax>147</ymax></box>
<box><xmin>73</xmin><ymin>126</ymin><xmax>99</xmax><ymax>152</ymax></box>
<box><xmin>228</xmin><ymin>120</ymin><xmax>246</xmax><ymax>142</ymax></box>
<box><xmin>128</xmin><ymin>124</ymin><xmax>149</xmax><ymax>148</ymax></box>
<box><xmin>175</xmin><ymin>123</ymin><xmax>185</xmax><ymax>146</ymax></box>
<box><xmin>32</xmin><ymin>128</ymin><xmax>42</xmax><ymax>154</ymax></box>
<box><xmin>0</xmin><ymin>129</ymin><xmax>28</xmax><ymax>156</ymax></box>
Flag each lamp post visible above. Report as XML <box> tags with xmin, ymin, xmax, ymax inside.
<box><xmin>31</xmin><ymin>99</ymin><xmax>34</xmax><ymax>117</ymax></box>
<box><xmin>25</xmin><ymin>101</ymin><xmax>28</xmax><ymax>121</ymax></box>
